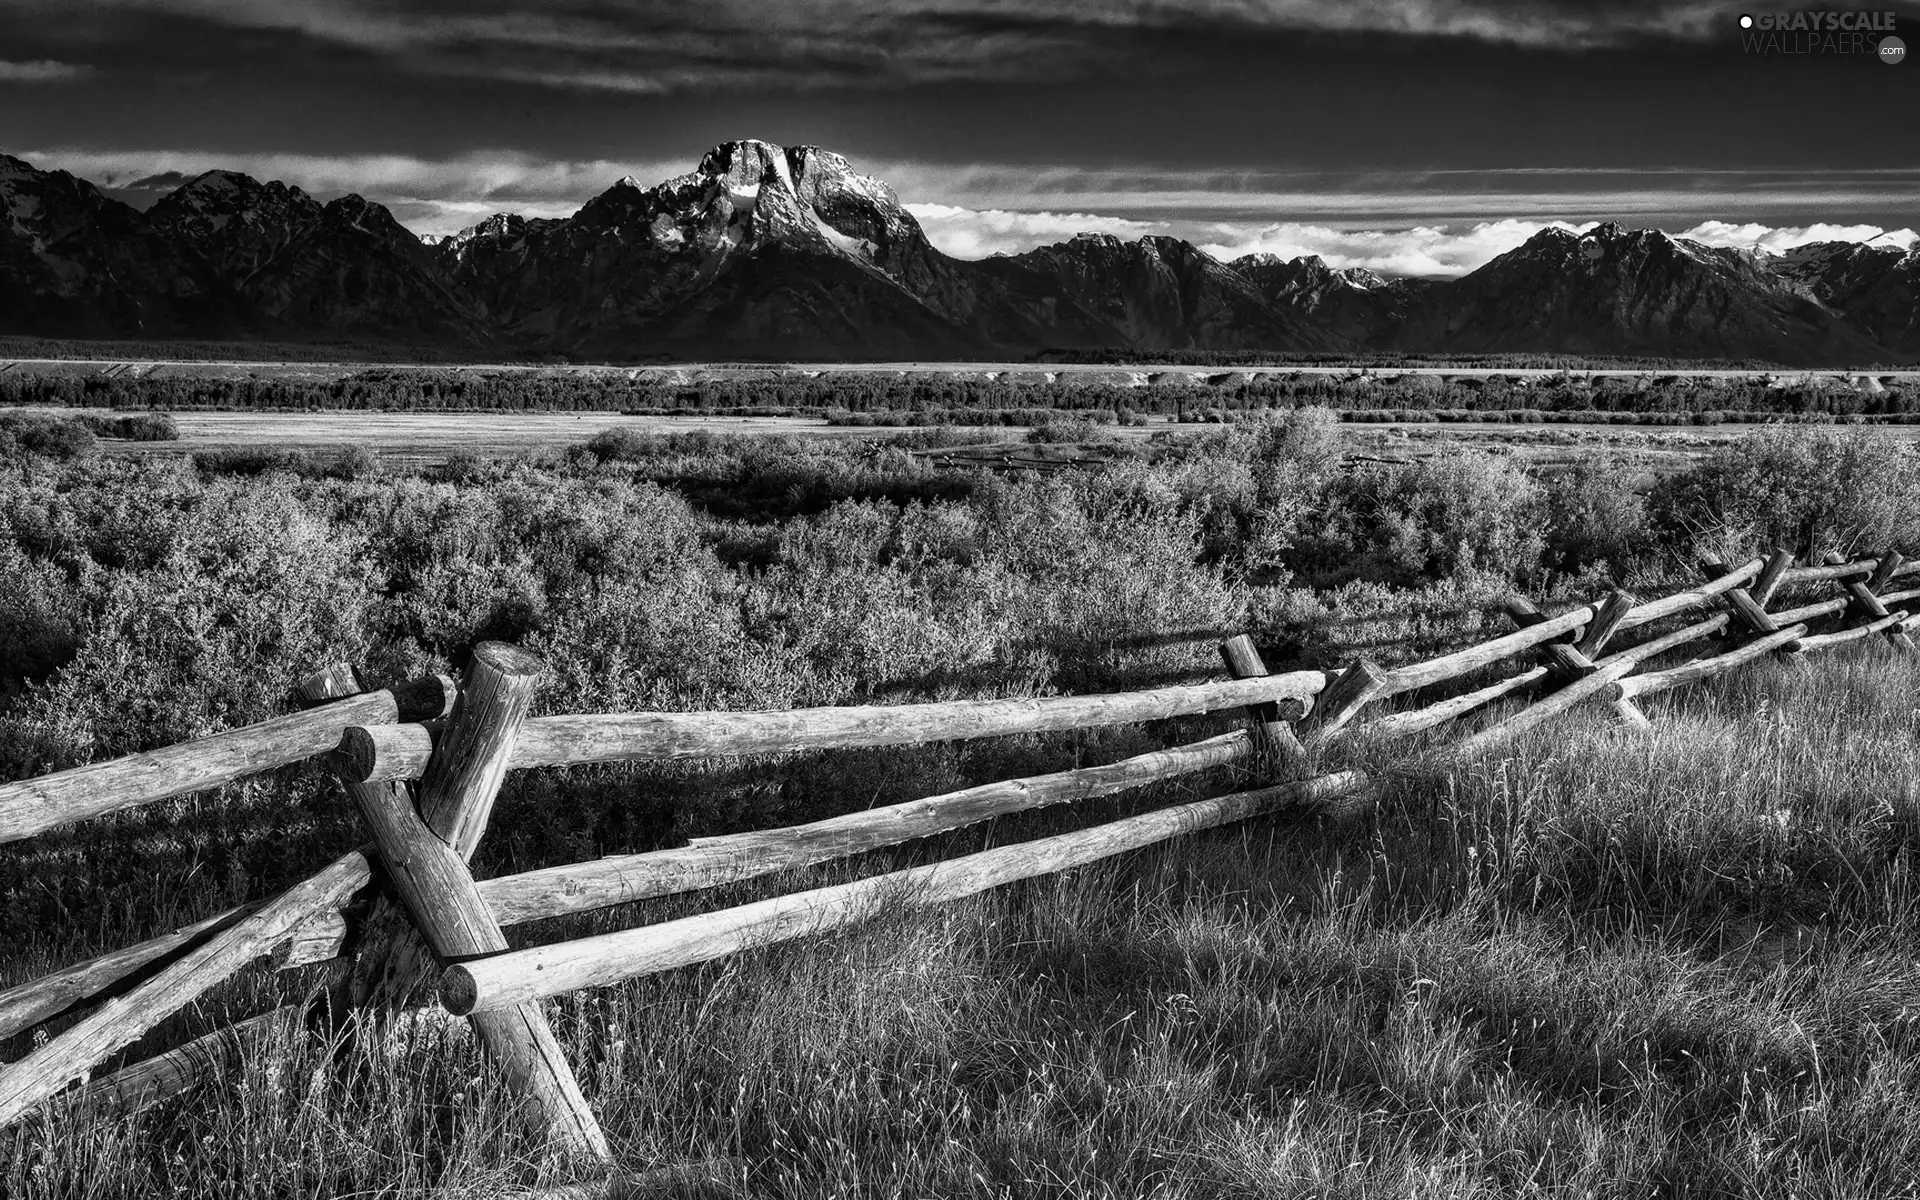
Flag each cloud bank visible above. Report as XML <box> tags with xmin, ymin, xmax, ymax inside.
<box><xmin>0</xmin><ymin>59</ymin><xmax>91</xmax><ymax>82</ymax></box>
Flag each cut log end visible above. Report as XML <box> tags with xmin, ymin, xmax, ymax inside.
<box><xmin>336</xmin><ymin>724</ymin><xmax>437</xmax><ymax>784</ymax></box>
<box><xmin>472</xmin><ymin>640</ymin><xmax>551</xmax><ymax>681</ymax></box>
<box><xmin>393</xmin><ymin>674</ymin><xmax>459</xmax><ymax>722</ymax></box>
<box><xmin>441</xmin><ymin>967</ymin><xmax>480</xmax><ymax>1017</ymax></box>
<box><xmin>296</xmin><ymin>663</ymin><xmax>364</xmax><ymax>707</ymax></box>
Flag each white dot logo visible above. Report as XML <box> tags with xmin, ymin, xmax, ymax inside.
<box><xmin>1739</xmin><ymin>13</ymin><xmax>1754</xmax><ymax>28</ymax></box>
<box><xmin>1881</xmin><ymin>35</ymin><xmax>1907</xmax><ymax>64</ymax></box>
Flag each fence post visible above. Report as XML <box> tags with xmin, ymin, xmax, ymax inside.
<box><xmin>1504</xmin><ymin>595</ymin><xmax>1648</xmax><ymax>728</ymax></box>
<box><xmin>315</xmin><ymin>646</ymin><xmax>612</xmax><ymax>1165</ymax></box>
<box><xmin>1217</xmin><ymin>635</ymin><xmax>1306</xmax><ymax>777</ymax></box>
<box><xmin>1826</xmin><ymin>551</ymin><xmax>1917</xmax><ymax>652</ymax></box>
<box><xmin>1300</xmin><ymin>659</ymin><xmax>1387</xmax><ymax>739</ymax></box>
<box><xmin>1750</xmin><ymin>548</ymin><xmax>1795</xmax><ymax>610</ymax></box>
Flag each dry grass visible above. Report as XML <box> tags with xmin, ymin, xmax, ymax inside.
<box><xmin>9</xmin><ymin>646</ymin><xmax>1920</xmax><ymax>1197</ymax></box>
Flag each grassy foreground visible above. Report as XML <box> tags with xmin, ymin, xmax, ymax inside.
<box><xmin>8</xmin><ymin>646</ymin><xmax>1920</xmax><ymax>1198</ymax></box>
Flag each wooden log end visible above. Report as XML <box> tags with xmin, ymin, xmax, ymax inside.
<box><xmin>472</xmin><ymin>641</ymin><xmax>550</xmax><ymax>682</ymax></box>
<box><xmin>393</xmin><ymin>674</ymin><xmax>460</xmax><ymax>722</ymax></box>
<box><xmin>336</xmin><ymin>724</ymin><xmax>437</xmax><ymax>784</ymax></box>
<box><xmin>296</xmin><ymin>663</ymin><xmax>365</xmax><ymax>707</ymax></box>
<box><xmin>440</xmin><ymin>965</ymin><xmax>480</xmax><ymax>1017</ymax></box>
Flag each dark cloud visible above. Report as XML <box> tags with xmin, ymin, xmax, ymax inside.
<box><xmin>3</xmin><ymin>0</ymin><xmax>1913</xmax><ymax>262</ymax></box>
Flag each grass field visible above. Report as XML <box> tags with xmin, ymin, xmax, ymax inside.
<box><xmin>6</xmin><ymin>412</ymin><xmax>1920</xmax><ymax>1196</ymax></box>
<box><xmin>4</xmin><ymin>402</ymin><xmax>1898</xmax><ymax>479</ymax></box>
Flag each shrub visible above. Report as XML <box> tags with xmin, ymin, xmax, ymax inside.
<box><xmin>435</xmin><ymin>449</ymin><xmax>492</xmax><ymax>484</ymax></box>
<box><xmin>193</xmin><ymin>447</ymin><xmax>316</xmax><ymax>477</ymax></box>
<box><xmin>1299</xmin><ymin>450</ymin><xmax>1547</xmax><ymax>587</ymax></box>
<box><xmin>1542</xmin><ymin>458</ymin><xmax>1654</xmax><ymax>580</ymax></box>
<box><xmin>584</xmin><ymin>427</ymin><xmax>652</xmax><ymax>463</ymax></box>
<box><xmin>0</xmin><ymin>413</ymin><xmax>97</xmax><ymax>461</ymax></box>
<box><xmin>1025</xmin><ymin>416</ymin><xmax>1107</xmax><ymax>444</ymax></box>
<box><xmin>75</xmin><ymin>412</ymin><xmax>180</xmax><ymax>441</ymax></box>
<box><xmin>1650</xmin><ymin>426</ymin><xmax>1920</xmax><ymax>562</ymax></box>
<box><xmin>325</xmin><ymin>445</ymin><xmax>380</xmax><ymax>481</ymax></box>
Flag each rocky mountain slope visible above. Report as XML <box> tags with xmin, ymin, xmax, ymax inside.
<box><xmin>0</xmin><ymin>144</ymin><xmax>1912</xmax><ymax>364</ymax></box>
<box><xmin>1397</xmin><ymin>224</ymin><xmax>1891</xmax><ymax>366</ymax></box>
<box><xmin>1772</xmin><ymin>241</ymin><xmax>1920</xmax><ymax>357</ymax></box>
<box><xmin>0</xmin><ymin>154</ymin><xmax>243</xmax><ymax>339</ymax></box>
<box><xmin>146</xmin><ymin>171</ymin><xmax>488</xmax><ymax>345</ymax></box>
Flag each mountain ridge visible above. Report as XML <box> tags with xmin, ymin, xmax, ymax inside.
<box><xmin>1</xmin><ymin>143</ymin><xmax>1913</xmax><ymax>365</ymax></box>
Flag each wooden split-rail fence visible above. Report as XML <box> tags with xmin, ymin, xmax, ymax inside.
<box><xmin>1</xmin><ymin>545</ymin><xmax>1916</xmax><ymax>1187</ymax></box>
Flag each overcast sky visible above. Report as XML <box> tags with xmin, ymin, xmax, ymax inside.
<box><xmin>3</xmin><ymin>0</ymin><xmax>1916</xmax><ymax>274</ymax></box>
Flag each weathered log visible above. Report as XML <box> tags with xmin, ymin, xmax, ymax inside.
<box><xmin>1217</xmin><ymin>635</ymin><xmax>1306</xmax><ymax>776</ymax></box>
<box><xmin>1795</xmin><ymin>609</ymin><xmax>1909</xmax><ymax>652</ymax></box>
<box><xmin>349</xmin><ymin>672</ymin><xmax>1331</xmax><ymax>778</ymax></box>
<box><xmin>1750</xmin><ymin>549</ymin><xmax>1796</xmax><ymax>609</ymax></box>
<box><xmin>1504</xmin><ymin>596</ymin><xmax>1647</xmax><ymax>726</ymax></box>
<box><xmin>1573</xmin><ymin>590</ymin><xmax>1638</xmax><ymax>658</ymax></box>
<box><xmin>420</xmin><ymin>643</ymin><xmax>547</xmax><ymax>857</ymax></box>
<box><xmin>1451</xmin><ymin>658</ymin><xmax>1640</xmax><ymax>758</ymax></box>
<box><xmin>1383</xmin><ymin>604</ymin><xmax>1596</xmax><ymax>698</ymax></box>
<box><xmin>476</xmin><ymin>732</ymin><xmax>1254</xmax><ymax>926</ymax></box>
<box><xmin>1769</xmin><ymin>597</ymin><xmax>1850</xmax><ymax>627</ymax></box>
<box><xmin>441</xmin><ymin>771</ymin><xmax>1369</xmax><ymax>1015</ymax></box>
<box><xmin>1557</xmin><ymin>643</ymin><xmax>1651</xmax><ymax>728</ymax></box>
<box><xmin>1378</xmin><ymin>560</ymin><xmax>1760</xmax><ymax>703</ymax></box>
<box><xmin>72</xmin><ymin>1006</ymin><xmax>297</xmax><ymax>1114</ymax></box>
<box><xmin>1869</xmin><ymin>551</ymin><xmax>1906</xmax><ymax>593</ymax></box>
<box><xmin>1876</xmin><ymin>586</ymin><xmax>1920</xmax><ymax>609</ymax></box>
<box><xmin>348</xmin><ymin>777</ymin><xmax>611</xmax><ymax>1162</ymax></box>
<box><xmin>1363</xmin><ymin>665</ymin><xmax>1551</xmax><ymax>741</ymax></box>
<box><xmin>1722</xmin><ymin>588</ymin><xmax>1778</xmax><ymax>634</ymax></box>
<box><xmin>334</xmin><ymin>723</ymin><xmax>437</xmax><ymax>785</ymax></box>
<box><xmin>329</xmin><ymin>644</ymin><xmax>609</xmax><ymax>1162</ymax></box>
<box><xmin>1780</xmin><ymin>557</ymin><xmax>1874</xmax><ymax>584</ymax></box>
<box><xmin>0</xmin><ymin>902</ymin><xmax>343</xmax><ymax>1043</ymax></box>
<box><xmin>0</xmin><ymin>676</ymin><xmax>454</xmax><ymax>846</ymax></box>
<box><xmin>1592</xmin><ymin>613</ymin><xmax>1731</xmax><ymax>669</ymax></box>
<box><xmin>1609</xmin><ymin>623</ymin><xmax>1808</xmax><ymax>700</ymax></box>
<box><xmin>1614</xmin><ymin>558</ymin><xmax>1764</xmax><ymax>630</ymax></box>
<box><xmin>0</xmin><ymin>848</ymin><xmax>373</xmax><ymax>1129</ymax></box>
<box><xmin>1303</xmin><ymin>659</ymin><xmax>1389</xmax><ymax>737</ymax></box>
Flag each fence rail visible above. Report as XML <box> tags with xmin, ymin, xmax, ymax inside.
<box><xmin>2</xmin><ymin>543</ymin><xmax>1916</xmax><ymax>1189</ymax></box>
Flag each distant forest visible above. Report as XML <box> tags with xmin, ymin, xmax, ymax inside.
<box><xmin>3</xmin><ymin>335</ymin><xmax>1910</xmax><ymax>372</ymax></box>
<box><xmin>0</xmin><ymin>366</ymin><xmax>1914</xmax><ymax>422</ymax></box>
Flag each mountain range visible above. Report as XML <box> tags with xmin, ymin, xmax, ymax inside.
<box><xmin>3</xmin><ymin>141</ymin><xmax>1916</xmax><ymax>365</ymax></box>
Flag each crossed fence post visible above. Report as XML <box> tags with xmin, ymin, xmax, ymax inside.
<box><xmin>313</xmin><ymin>643</ymin><xmax>612</xmax><ymax>1164</ymax></box>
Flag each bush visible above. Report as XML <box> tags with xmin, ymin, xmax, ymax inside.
<box><xmin>1025</xmin><ymin>416</ymin><xmax>1107</xmax><ymax>444</ymax></box>
<box><xmin>326</xmin><ymin>445</ymin><xmax>379</xmax><ymax>481</ymax></box>
<box><xmin>584</xmin><ymin>427</ymin><xmax>652</xmax><ymax>463</ymax></box>
<box><xmin>193</xmin><ymin>448</ymin><xmax>317</xmax><ymax>477</ymax></box>
<box><xmin>435</xmin><ymin>449</ymin><xmax>493</xmax><ymax>484</ymax></box>
<box><xmin>75</xmin><ymin>412</ymin><xmax>180</xmax><ymax>441</ymax></box>
<box><xmin>1542</xmin><ymin>458</ymin><xmax>1654</xmax><ymax>580</ymax></box>
<box><xmin>1650</xmin><ymin>426</ymin><xmax>1920</xmax><ymax>562</ymax></box>
<box><xmin>0</xmin><ymin>413</ymin><xmax>97</xmax><ymax>461</ymax></box>
<box><xmin>1299</xmin><ymin>450</ymin><xmax>1547</xmax><ymax>587</ymax></box>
